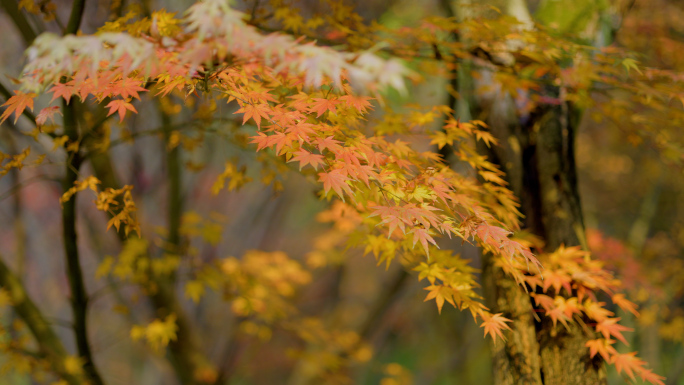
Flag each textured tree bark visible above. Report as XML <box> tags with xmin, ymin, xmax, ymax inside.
<box><xmin>482</xmin><ymin>254</ymin><xmax>542</xmax><ymax>385</ymax></box>
<box><xmin>479</xmin><ymin>99</ymin><xmax>605</xmax><ymax>384</ymax></box>
<box><xmin>534</xmin><ymin>106</ymin><xmax>604</xmax><ymax>385</ymax></box>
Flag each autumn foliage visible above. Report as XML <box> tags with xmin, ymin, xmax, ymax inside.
<box><xmin>0</xmin><ymin>0</ymin><xmax>683</xmax><ymax>384</ymax></box>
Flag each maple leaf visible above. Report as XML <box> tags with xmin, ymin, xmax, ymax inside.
<box><xmin>105</xmin><ymin>99</ymin><xmax>138</xmax><ymax>122</ymax></box>
<box><xmin>583</xmin><ymin>300</ymin><xmax>614</xmax><ymax>322</ymax></box>
<box><xmin>289</xmin><ymin>149</ymin><xmax>325</xmax><ymax>170</ymax></box>
<box><xmin>1</xmin><ymin>90</ymin><xmax>36</xmax><ymax>124</ymax></box>
<box><xmin>473</xmin><ymin>129</ymin><xmax>498</xmax><ymax>147</ymax></box>
<box><xmin>376</xmin><ymin>212</ymin><xmax>408</xmax><ymax>239</ymax></box>
<box><xmin>316</xmin><ymin>136</ymin><xmax>343</xmax><ymax>154</ymax></box>
<box><xmin>36</xmin><ymin>106</ymin><xmax>62</xmax><ymax>126</ymax></box>
<box><xmin>479</xmin><ymin>312</ymin><xmax>511</xmax><ymax>343</ymax></box>
<box><xmin>50</xmin><ymin>82</ymin><xmax>75</xmax><ymax>104</ymax></box>
<box><xmin>156</xmin><ymin>76</ymin><xmax>186</xmax><ymax>97</ymax></box>
<box><xmin>310</xmin><ymin>97</ymin><xmax>341</xmax><ymax>117</ymax></box>
<box><xmin>113</xmin><ymin>77</ymin><xmax>148</xmax><ymax>100</ymax></box>
<box><xmin>288</xmin><ymin>92</ymin><xmax>310</xmax><ymax>110</ymax></box>
<box><xmin>585</xmin><ymin>338</ymin><xmax>617</xmax><ymax>361</ymax></box>
<box><xmin>410</xmin><ymin>227</ymin><xmax>439</xmax><ymax>257</ymax></box>
<box><xmin>235</xmin><ymin>102</ymin><xmax>271</xmax><ymax>129</ymax></box>
<box><xmin>612</xmin><ymin>352</ymin><xmax>645</xmax><ymax>380</ymax></box>
<box><xmin>286</xmin><ymin>121</ymin><xmax>316</xmax><ymax>143</ymax></box>
<box><xmin>546</xmin><ymin>307</ymin><xmax>570</xmax><ymax>328</ymax></box>
<box><xmin>611</xmin><ymin>294</ymin><xmax>639</xmax><ymax>317</ymax></box>
<box><xmin>339</xmin><ymin>94</ymin><xmax>373</xmax><ymax>113</ymax></box>
<box><xmin>596</xmin><ymin>317</ymin><xmax>633</xmax><ymax>345</ymax></box>
<box><xmin>429</xmin><ymin>131</ymin><xmax>454</xmax><ymax>150</ymax></box>
<box><xmin>423</xmin><ymin>284</ymin><xmax>455</xmax><ymax>314</ymax></box>
<box><xmin>318</xmin><ymin>169</ymin><xmax>353</xmax><ymax>199</ymax></box>
<box><xmin>638</xmin><ymin>369</ymin><xmax>666</xmax><ymax>385</ymax></box>
<box><xmin>541</xmin><ymin>269</ymin><xmax>573</xmax><ymax>295</ymax></box>
<box><xmin>250</xmin><ymin>132</ymin><xmax>273</xmax><ymax>152</ymax></box>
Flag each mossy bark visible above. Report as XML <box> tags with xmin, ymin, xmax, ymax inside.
<box><xmin>479</xmin><ymin>101</ymin><xmax>605</xmax><ymax>384</ymax></box>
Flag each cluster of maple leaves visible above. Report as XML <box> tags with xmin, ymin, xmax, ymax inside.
<box><xmin>0</xmin><ymin>0</ymin><xmax>676</xmax><ymax>384</ymax></box>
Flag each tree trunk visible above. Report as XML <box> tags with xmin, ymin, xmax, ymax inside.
<box><xmin>479</xmin><ymin>97</ymin><xmax>606</xmax><ymax>384</ymax></box>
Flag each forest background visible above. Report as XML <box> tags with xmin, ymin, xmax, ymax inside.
<box><xmin>0</xmin><ymin>0</ymin><xmax>683</xmax><ymax>384</ymax></box>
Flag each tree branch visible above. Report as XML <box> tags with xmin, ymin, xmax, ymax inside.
<box><xmin>0</xmin><ymin>255</ymin><xmax>83</xmax><ymax>385</ymax></box>
<box><xmin>0</xmin><ymin>0</ymin><xmax>37</xmax><ymax>45</ymax></box>
<box><xmin>162</xmin><ymin>110</ymin><xmax>182</xmax><ymax>251</ymax></box>
<box><xmin>61</xmin><ymin>99</ymin><xmax>106</xmax><ymax>385</ymax></box>
<box><xmin>64</xmin><ymin>0</ymin><xmax>86</xmax><ymax>35</ymax></box>
<box><xmin>88</xmin><ymin>133</ymin><xmax>214</xmax><ymax>385</ymax></box>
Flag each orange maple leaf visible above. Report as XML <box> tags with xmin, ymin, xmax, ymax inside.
<box><xmin>310</xmin><ymin>97</ymin><xmax>341</xmax><ymax>117</ymax></box>
<box><xmin>585</xmin><ymin>338</ymin><xmax>616</xmax><ymax>361</ymax></box>
<box><xmin>316</xmin><ymin>136</ymin><xmax>343</xmax><ymax>154</ymax></box>
<box><xmin>373</xmin><ymin>208</ymin><xmax>408</xmax><ymax>239</ymax></box>
<box><xmin>410</xmin><ymin>227</ymin><xmax>439</xmax><ymax>257</ymax></box>
<box><xmin>112</xmin><ymin>77</ymin><xmax>148</xmax><ymax>100</ymax></box>
<box><xmin>638</xmin><ymin>368</ymin><xmax>666</xmax><ymax>385</ymax></box>
<box><xmin>423</xmin><ymin>284</ymin><xmax>455</xmax><ymax>314</ymax></box>
<box><xmin>235</xmin><ymin>102</ymin><xmax>271</xmax><ymax>129</ymax></box>
<box><xmin>289</xmin><ymin>149</ymin><xmax>325</xmax><ymax>170</ymax></box>
<box><xmin>611</xmin><ymin>294</ymin><xmax>640</xmax><ymax>317</ymax></box>
<box><xmin>612</xmin><ymin>352</ymin><xmax>645</xmax><ymax>380</ymax></box>
<box><xmin>1</xmin><ymin>90</ymin><xmax>36</xmax><ymax>124</ymax></box>
<box><xmin>339</xmin><ymin>94</ymin><xmax>373</xmax><ymax>113</ymax></box>
<box><xmin>479</xmin><ymin>312</ymin><xmax>512</xmax><ymax>343</ymax></box>
<box><xmin>105</xmin><ymin>99</ymin><xmax>138</xmax><ymax>122</ymax></box>
<box><xmin>318</xmin><ymin>169</ymin><xmax>353</xmax><ymax>199</ymax></box>
<box><xmin>596</xmin><ymin>317</ymin><xmax>633</xmax><ymax>345</ymax></box>
<box><xmin>50</xmin><ymin>82</ymin><xmax>75</xmax><ymax>104</ymax></box>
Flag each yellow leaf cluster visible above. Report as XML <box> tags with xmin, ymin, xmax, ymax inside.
<box><xmin>211</xmin><ymin>161</ymin><xmax>252</xmax><ymax>194</ymax></box>
<box><xmin>95</xmin><ymin>185</ymin><xmax>141</xmax><ymax>236</ymax></box>
<box><xmin>130</xmin><ymin>314</ymin><xmax>178</xmax><ymax>352</ymax></box>
<box><xmin>0</xmin><ymin>148</ymin><xmax>32</xmax><ymax>177</ymax></box>
<box><xmin>59</xmin><ymin>175</ymin><xmax>100</xmax><ymax>205</ymax></box>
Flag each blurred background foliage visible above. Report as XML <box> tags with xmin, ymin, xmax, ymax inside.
<box><xmin>0</xmin><ymin>0</ymin><xmax>683</xmax><ymax>384</ymax></box>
